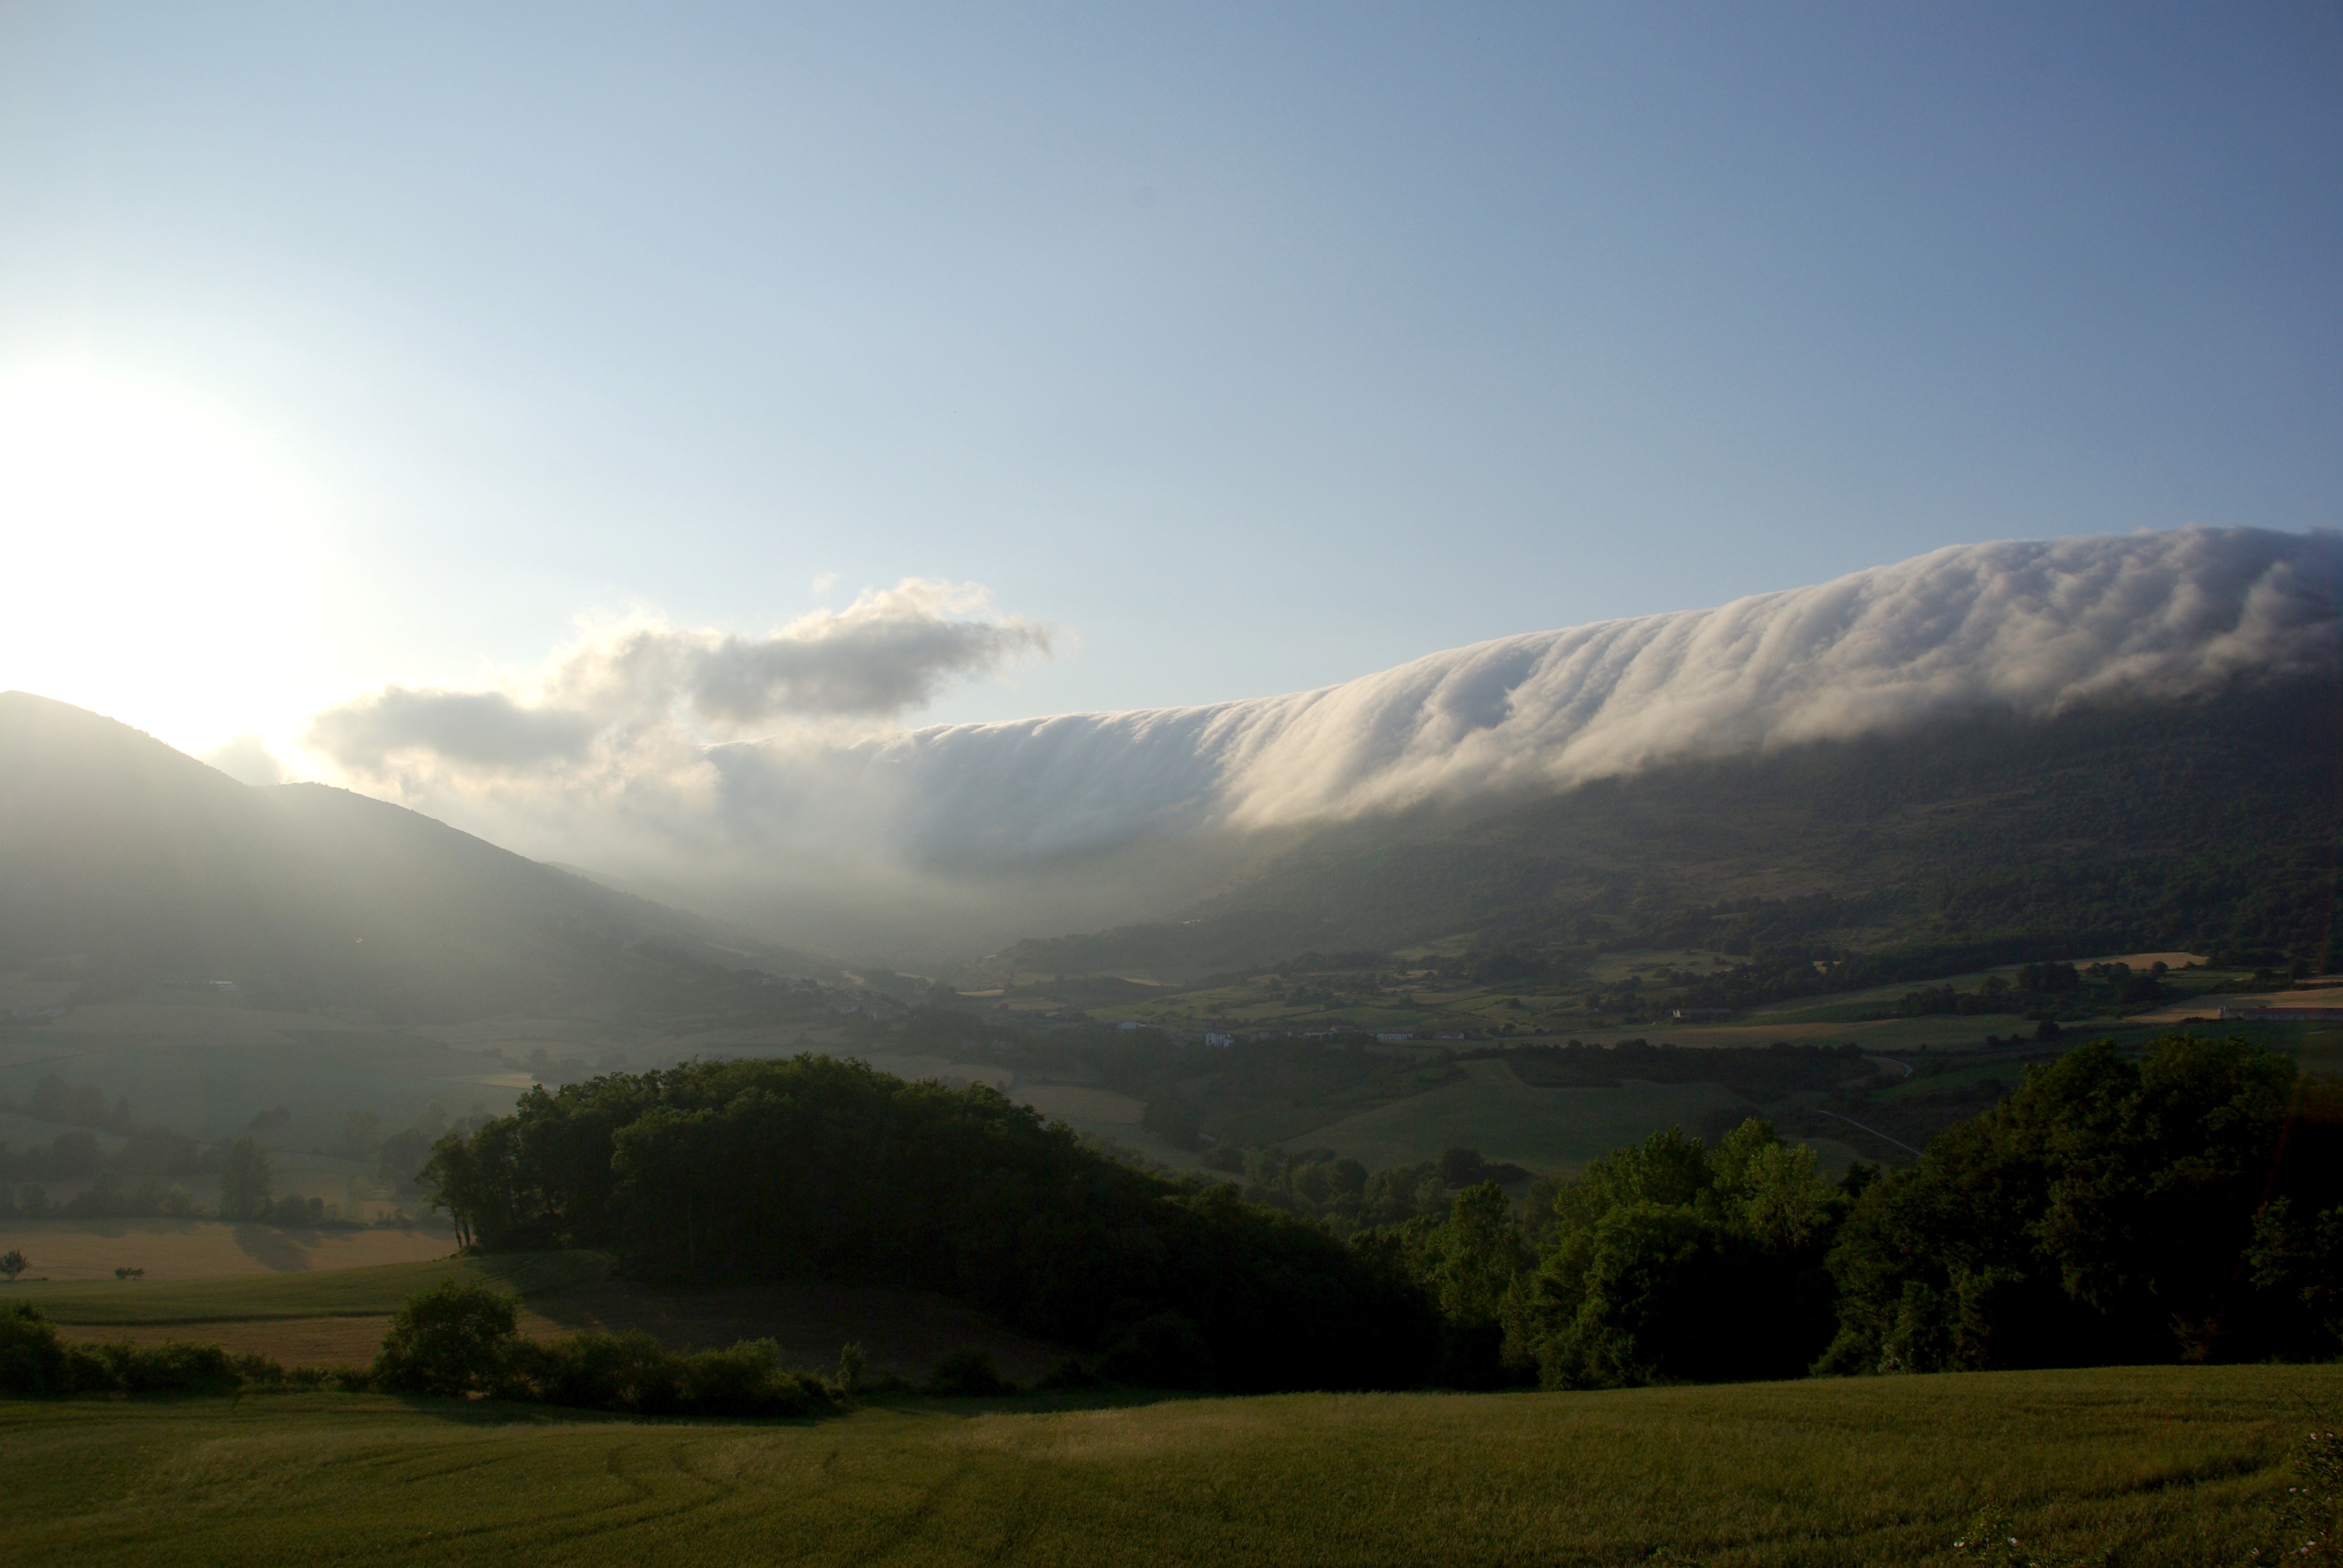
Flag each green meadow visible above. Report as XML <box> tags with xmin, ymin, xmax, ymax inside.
<box><xmin>8</xmin><ymin>1362</ymin><xmax>2330</xmax><ymax>1566</ymax></box>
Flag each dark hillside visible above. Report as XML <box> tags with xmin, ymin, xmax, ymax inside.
<box><xmin>994</xmin><ymin>680</ymin><xmax>2342</xmax><ymax>979</ymax></box>
<box><xmin>0</xmin><ymin>691</ymin><xmax>795</xmax><ymax>1018</ymax></box>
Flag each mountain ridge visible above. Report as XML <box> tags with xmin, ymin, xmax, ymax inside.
<box><xmin>0</xmin><ymin>690</ymin><xmax>812</xmax><ymax>1018</ymax></box>
<box><xmin>971</xmin><ymin>678</ymin><xmax>2342</xmax><ymax>984</ymax></box>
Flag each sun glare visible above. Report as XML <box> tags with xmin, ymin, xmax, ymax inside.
<box><xmin>0</xmin><ymin>367</ymin><xmax>315</xmax><ymax>759</ymax></box>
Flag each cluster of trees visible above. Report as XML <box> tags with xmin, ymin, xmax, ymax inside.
<box><xmin>0</xmin><ymin>1119</ymin><xmax>209</xmax><ymax>1220</ymax></box>
<box><xmin>1818</xmin><ymin>1036</ymin><xmax>2338</xmax><ymax>1371</ymax></box>
<box><xmin>421</xmin><ymin>1056</ymin><xmax>1437</xmax><ymax>1391</ymax></box>
<box><xmin>418</xmin><ymin>1036</ymin><xmax>2338</xmax><ymax>1393</ymax></box>
<box><xmin>1878</xmin><ymin>962</ymin><xmax>2174</xmax><ymax>1022</ymax></box>
<box><xmin>1408</xmin><ymin>1034</ymin><xmax>2339</xmax><ymax>1387</ymax></box>
<box><xmin>0</xmin><ymin>1174</ymin><xmax>204</xmax><ymax>1222</ymax></box>
<box><xmin>0</xmin><ymin>1126</ymin><xmax>376</xmax><ymax>1226</ymax></box>
<box><xmin>1204</xmin><ymin>1144</ymin><xmax>1533</xmax><ymax>1235</ymax></box>
<box><xmin>0</xmin><ymin>1074</ymin><xmax>134</xmax><ymax>1134</ymax></box>
<box><xmin>0</xmin><ymin>1123</ymin><xmax>204</xmax><ymax>1184</ymax></box>
<box><xmin>0</xmin><ymin>1081</ymin><xmax>460</xmax><ymax>1225</ymax></box>
<box><xmin>1413</xmin><ymin>1123</ymin><xmax>1855</xmax><ymax>1386</ymax></box>
<box><xmin>367</xmin><ymin>1278</ymin><xmax>842</xmax><ymax>1416</ymax></box>
<box><xmin>215</xmin><ymin>1137</ymin><xmax>332</xmax><ymax>1227</ymax></box>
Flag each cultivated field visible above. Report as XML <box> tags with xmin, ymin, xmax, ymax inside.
<box><xmin>16</xmin><ymin>1250</ymin><xmax>1069</xmax><ymax>1382</ymax></box>
<box><xmin>7</xmin><ymin>1363</ymin><xmax>2330</xmax><ymax>1566</ymax></box>
<box><xmin>0</xmin><ymin>1218</ymin><xmax>454</xmax><ymax>1282</ymax></box>
<box><xmin>7</xmin><ymin>1252</ymin><xmax>589</xmax><ymax>1325</ymax></box>
<box><xmin>1292</xmin><ymin>1059</ymin><xmax>1751</xmax><ymax>1171</ymax></box>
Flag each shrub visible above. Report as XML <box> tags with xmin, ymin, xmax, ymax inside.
<box><xmin>499</xmin><ymin>1331</ymin><xmax>838</xmax><ymax>1417</ymax></box>
<box><xmin>0</xmin><ymin>1305</ymin><xmax>254</xmax><ymax>1397</ymax></box>
<box><xmin>678</xmin><ymin>1339</ymin><xmax>830</xmax><ymax>1417</ymax></box>
<box><xmin>90</xmin><ymin>1339</ymin><xmax>241</xmax><ymax>1396</ymax></box>
<box><xmin>503</xmin><ymin>1331</ymin><xmax>675</xmax><ymax>1411</ymax></box>
<box><xmin>373</xmin><ymin>1279</ymin><xmax>520</xmax><ymax>1396</ymax></box>
<box><xmin>0</xmin><ymin>1303</ymin><xmax>72</xmax><ymax>1396</ymax></box>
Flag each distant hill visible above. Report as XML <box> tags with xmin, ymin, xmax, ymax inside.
<box><xmin>979</xmin><ymin>679</ymin><xmax>2342</xmax><ymax>983</ymax></box>
<box><xmin>0</xmin><ymin>692</ymin><xmax>809</xmax><ymax>1019</ymax></box>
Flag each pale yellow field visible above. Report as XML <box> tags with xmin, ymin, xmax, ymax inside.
<box><xmin>0</xmin><ymin>1219</ymin><xmax>453</xmax><ymax>1283</ymax></box>
<box><xmin>2126</xmin><ymin>988</ymin><xmax>2343</xmax><ymax>1024</ymax></box>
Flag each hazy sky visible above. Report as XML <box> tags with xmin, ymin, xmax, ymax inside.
<box><xmin>2</xmin><ymin>2</ymin><xmax>2338</xmax><ymax>766</ymax></box>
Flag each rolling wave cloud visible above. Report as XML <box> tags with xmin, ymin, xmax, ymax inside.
<box><xmin>301</xmin><ymin>527</ymin><xmax>2339</xmax><ymax>952</ymax></box>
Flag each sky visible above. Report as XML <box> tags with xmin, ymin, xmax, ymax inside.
<box><xmin>2</xmin><ymin>2</ymin><xmax>2339</xmax><ymax>774</ymax></box>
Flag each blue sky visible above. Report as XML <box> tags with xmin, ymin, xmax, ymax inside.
<box><xmin>2</xmin><ymin>2</ymin><xmax>2336</xmax><ymax>760</ymax></box>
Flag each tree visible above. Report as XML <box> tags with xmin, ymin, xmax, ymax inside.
<box><xmin>418</xmin><ymin>1132</ymin><xmax>483</xmax><ymax>1249</ymax></box>
<box><xmin>1818</xmin><ymin>1034</ymin><xmax>2328</xmax><ymax>1373</ymax></box>
<box><xmin>373</xmin><ymin>1279</ymin><xmax>520</xmax><ymax>1396</ymax></box>
<box><xmin>1423</xmin><ymin>1181</ymin><xmax>1534</xmax><ymax>1385</ymax></box>
<box><xmin>1525</xmin><ymin>1201</ymin><xmax>1746</xmax><ymax>1387</ymax></box>
<box><xmin>1517</xmin><ymin>1119</ymin><xmax>1847</xmax><ymax>1388</ymax></box>
<box><xmin>217</xmin><ymin>1137</ymin><xmax>273</xmax><ymax>1221</ymax></box>
<box><xmin>376</xmin><ymin>1127</ymin><xmax>431</xmax><ymax>1195</ymax></box>
<box><xmin>0</xmin><ymin>1249</ymin><xmax>25</xmax><ymax>1282</ymax></box>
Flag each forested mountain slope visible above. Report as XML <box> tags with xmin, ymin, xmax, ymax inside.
<box><xmin>990</xmin><ymin>679</ymin><xmax>2341</xmax><ymax>980</ymax></box>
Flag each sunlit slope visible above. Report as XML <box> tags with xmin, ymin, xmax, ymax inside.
<box><xmin>998</xmin><ymin>681</ymin><xmax>2343</xmax><ymax>977</ymax></box>
<box><xmin>7</xmin><ymin>1364</ymin><xmax>2326</xmax><ymax>1566</ymax></box>
<box><xmin>0</xmin><ymin>691</ymin><xmax>779</xmax><ymax>1016</ymax></box>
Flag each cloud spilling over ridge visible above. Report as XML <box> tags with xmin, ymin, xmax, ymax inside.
<box><xmin>306</xmin><ymin>579</ymin><xmax>1053</xmax><ymax>774</ymax></box>
<box><xmin>306</xmin><ymin>529</ymin><xmax>2338</xmax><ymax>892</ymax></box>
<box><xmin>712</xmin><ymin>527</ymin><xmax>2339</xmax><ymax>863</ymax></box>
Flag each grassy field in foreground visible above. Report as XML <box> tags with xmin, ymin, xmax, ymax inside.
<box><xmin>8</xmin><ymin>1364</ymin><xmax>2335</xmax><ymax>1567</ymax></box>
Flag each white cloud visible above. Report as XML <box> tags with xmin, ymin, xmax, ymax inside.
<box><xmin>303</xmin><ymin>578</ymin><xmax>1054</xmax><ymax>779</ymax></box>
<box><xmin>712</xmin><ymin>526</ymin><xmax>2336</xmax><ymax>862</ymax></box>
<box><xmin>298</xmin><ymin>528</ymin><xmax>2339</xmax><ymax>954</ymax></box>
<box><xmin>200</xmin><ymin>733</ymin><xmax>286</xmax><ymax>787</ymax></box>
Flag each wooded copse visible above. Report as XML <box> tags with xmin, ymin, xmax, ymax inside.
<box><xmin>419</xmin><ymin>1036</ymin><xmax>2341</xmax><ymax>1392</ymax></box>
<box><xmin>419</xmin><ymin>1055</ymin><xmax>1437</xmax><ymax>1391</ymax></box>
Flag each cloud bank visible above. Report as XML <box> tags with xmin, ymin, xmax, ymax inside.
<box><xmin>714</xmin><ymin>526</ymin><xmax>2338</xmax><ymax>858</ymax></box>
<box><xmin>303</xmin><ymin>529</ymin><xmax>2338</xmax><ymax>948</ymax></box>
